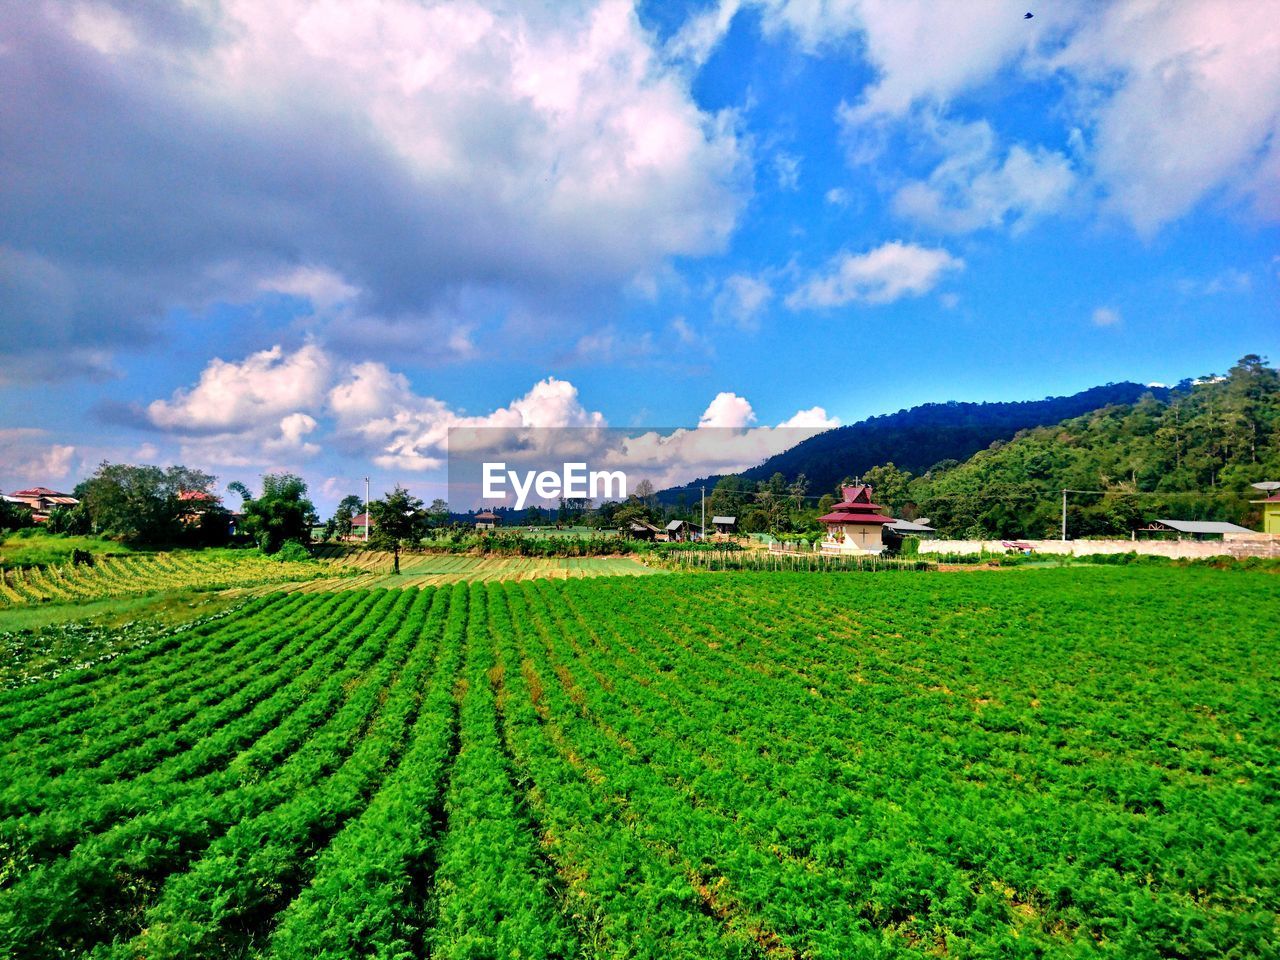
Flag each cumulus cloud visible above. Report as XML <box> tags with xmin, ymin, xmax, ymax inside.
<box><xmin>891</xmin><ymin>119</ymin><xmax>1076</xmax><ymax>233</ymax></box>
<box><xmin>329</xmin><ymin>367</ymin><xmax>607</xmax><ymax>471</ymax></box>
<box><xmin>0</xmin><ymin>429</ymin><xmax>77</xmax><ymax>486</ymax></box>
<box><xmin>787</xmin><ymin>241</ymin><xmax>963</xmax><ymax>308</ymax></box>
<box><xmin>0</xmin><ymin>0</ymin><xmax>747</xmax><ymax>377</ymax></box>
<box><xmin>1048</xmin><ymin>0</ymin><xmax>1280</xmax><ymax>234</ymax></box>
<box><xmin>662</xmin><ymin>0</ymin><xmax>1280</xmax><ymax>235</ymax></box>
<box><xmin>754</xmin><ymin>0</ymin><xmax>1280</xmax><ymax>234</ymax></box>
<box><xmin>147</xmin><ymin>344</ymin><xmax>331</xmax><ymax>433</ymax></box>
<box><xmin>699</xmin><ymin>392</ymin><xmax>758</xmax><ymax>429</ymax></box>
<box><xmin>777</xmin><ymin>406</ymin><xmax>840</xmax><ymax>429</ymax></box>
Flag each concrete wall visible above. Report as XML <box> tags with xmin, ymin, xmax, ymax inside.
<box><xmin>919</xmin><ymin>533</ymin><xmax>1280</xmax><ymax>560</ymax></box>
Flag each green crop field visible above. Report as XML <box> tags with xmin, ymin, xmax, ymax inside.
<box><xmin>295</xmin><ymin>553</ymin><xmax>661</xmax><ymax>589</ymax></box>
<box><xmin>0</xmin><ymin>568</ymin><xmax>1276</xmax><ymax>959</ymax></box>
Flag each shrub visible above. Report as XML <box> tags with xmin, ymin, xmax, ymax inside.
<box><xmin>273</xmin><ymin>540</ymin><xmax>313</xmax><ymax>564</ymax></box>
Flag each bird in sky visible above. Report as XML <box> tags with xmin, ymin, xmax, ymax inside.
<box><xmin>1024</xmin><ymin>11</ymin><xmax>1034</xmax><ymax>18</ymax></box>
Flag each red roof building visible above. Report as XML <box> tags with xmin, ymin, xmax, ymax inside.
<box><xmin>818</xmin><ymin>485</ymin><xmax>894</xmax><ymax>554</ymax></box>
<box><xmin>4</xmin><ymin>487</ymin><xmax>79</xmax><ymax>520</ymax></box>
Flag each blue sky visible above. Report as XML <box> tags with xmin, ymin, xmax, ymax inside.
<box><xmin>1</xmin><ymin>0</ymin><xmax>1277</xmax><ymax>510</ymax></box>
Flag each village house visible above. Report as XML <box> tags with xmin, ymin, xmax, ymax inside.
<box><xmin>712</xmin><ymin>515</ymin><xmax>737</xmax><ymax>537</ymax></box>
<box><xmin>475</xmin><ymin>510</ymin><xmax>500</xmax><ymax>531</ymax></box>
<box><xmin>1251</xmin><ymin>493</ymin><xmax>1280</xmax><ymax>534</ymax></box>
<box><xmin>665</xmin><ymin>519</ymin><xmax>697</xmax><ymax>542</ymax></box>
<box><xmin>1141</xmin><ymin>519</ymin><xmax>1258</xmax><ymax>540</ymax></box>
<box><xmin>3</xmin><ymin>487</ymin><xmax>79</xmax><ymax>523</ymax></box>
<box><xmin>817</xmin><ymin>485</ymin><xmax>894</xmax><ymax>555</ymax></box>
<box><xmin>349</xmin><ymin>512</ymin><xmax>371</xmax><ymax>538</ymax></box>
<box><xmin>626</xmin><ymin>519</ymin><xmax>661</xmax><ymax>540</ymax></box>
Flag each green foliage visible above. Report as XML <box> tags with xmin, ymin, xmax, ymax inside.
<box><xmin>238</xmin><ymin>474</ymin><xmax>318</xmax><ymax>554</ymax></box>
<box><xmin>76</xmin><ymin>462</ymin><xmax>221</xmax><ymax>544</ymax></box>
<box><xmin>368</xmin><ymin>485</ymin><xmax>428</xmax><ymax>573</ymax></box>
<box><xmin>273</xmin><ymin>540</ymin><xmax>312</xmax><ymax>564</ymax></box>
<box><xmin>0</xmin><ymin>570</ymin><xmax>1276</xmax><ymax>957</ymax></box>
<box><xmin>911</xmin><ymin>355</ymin><xmax>1280</xmax><ymax>537</ymax></box>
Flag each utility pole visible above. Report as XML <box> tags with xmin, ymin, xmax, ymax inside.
<box><xmin>364</xmin><ymin>476</ymin><xmax>370</xmax><ymax>543</ymax></box>
<box><xmin>1061</xmin><ymin>488</ymin><xmax>1068</xmax><ymax>542</ymax></box>
<box><xmin>701</xmin><ymin>485</ymin><xmax>706</xmax><ymax>540</ymax></box>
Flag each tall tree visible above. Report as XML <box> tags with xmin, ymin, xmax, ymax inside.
<box><xmin>77</xmin><ymin>462</ymin><xmax>217</xmax><ymax>543</ymax></box>
<box><xmin>239</xmin><ymin>474</ymin><xmax>318</xmax><ymax>554</ymax></box>
<box><xmin>369</xmin><ymin>485</ymin><xmax>426</xmax><ymax>574</ymax></box>
<box><xmin>333</xmin><ymin>494</ymin><xmax>364</xmax><ymax>539</ymax></box>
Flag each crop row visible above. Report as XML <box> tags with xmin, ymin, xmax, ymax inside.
<box><xmin>0</xmin><ymin>569</ymin><xmax>1275</xmax><ymax>958</ymax></box>
<box><xmin>0</xmin><ymin>550</ymin><xmax>337</xmax><ymax>608</ymax></box>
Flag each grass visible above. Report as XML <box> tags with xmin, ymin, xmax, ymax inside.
<box><xmin>0</xmin><ymin>531</ymin><xmax>144</xmax><ymax>569</ymax></box>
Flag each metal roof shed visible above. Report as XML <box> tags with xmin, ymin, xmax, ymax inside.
<box><xmin>1146</xmin><ymin>519</ymin><xmax>1255</xmax><ymax>538</ymax></box>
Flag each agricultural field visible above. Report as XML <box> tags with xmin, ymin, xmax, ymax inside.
<box><xmin>0</xmin><ymin>550</ymin><xmax>338</xmax><ymax>609</ymax></box>
<box><xmin>299</xmin><ymin>551</ymin><xmax>660</xmax><ymax>589</ymax></box>
<box><xmin>0</xmin><ymin>567</ymin><xmax>1275</xmax><ymax>958</ymax></box>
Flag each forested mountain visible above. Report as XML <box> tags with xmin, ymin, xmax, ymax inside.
<box><xmin>900</xmin><ymin>355</ymin><xmax>1280</xmax><ymax>538</ymax></box>
<box><xmin>658</xmin><ymin>381</ymin><xmax>1160</xmax><ymax>505</ymax></box>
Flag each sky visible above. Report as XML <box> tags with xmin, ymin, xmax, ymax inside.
<box><xmin>2</xmin><ymin>0</ymin><xmax>1278</xmax><ymax>511</ymax></box>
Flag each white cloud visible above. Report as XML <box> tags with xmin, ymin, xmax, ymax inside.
<box><xmin>3</xmin><ymin>0</ymin><xmax>748</xmax><ymax>377</ymax></box>
<box><xmin>144</xmin><ymin>343</ymin><xmax>332</xmax><ymax>466</ymax></box>
<box><xmin>891</xmin><ymin>118</ymin><xmax>1075</xmax><ymax>233</ymax></box>
<box><xmin>0</xmin><ymin>429</ymin><xmax>77</xmax><ymax>486</ymax></box>
<box><xmin>758</xmin><ymin>0</ymin><xmax>1032</xmax><ymax>118</ymax></box>
<box><xmin>329</xmin><ymin>367</ymin><xmax>607</xmax><ymax>472</ymax></box>
<box><xmin>825</xmin><ymin>187</ymin><xmax>853</xmax><ymax>206</ymax></box>
<box><xmin>147</xmin><ymin>344</ymin><xmax>331</xmax><ymax>433</ymax></box>
<box><xmin>774</xmin><ymin>151</ymin><xmax>802</xmax><ymax>190</ymax></box>
<box><xmin>1051</xmin><ymin>0</ymin><xmax>1280</xmax><ymax>234</ymax></box>
<box><xmin>259</xmin><ymin>266</ymin><xmax>360</xmax><ymax>310</ymax></box>
<box><xmin>713</xmin><ymin>273</ymin><xmax>775</xmax><ymax>328</ymax></box>
<box><xmin>1091</xmin><ymin>306</ymin><xmax>1121</xmax><ymax>327</ymax></box>
<box><xmin>669</xmin><ymin>0</ymin><xmax>742</xmax><ymax>67</ymax></box>
<box><xmin>777</xmin><ymin>406</ymin><xmax>840</xmax><ymax>429</ymax></box>
<box><xmin>699</xmin><ymin>392</ymin><xmax>757</xmax><ymax>429</ymax></box>
<box><xmin>787</xmin><ymin>241</ymin><xmax>963</xmax><ymax>308</ymax></box>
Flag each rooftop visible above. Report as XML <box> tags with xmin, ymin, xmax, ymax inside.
<box><xmin>1150</xmin><ymin>519</ymin><xmax>1255</xmax><ymax>535</ymax></box>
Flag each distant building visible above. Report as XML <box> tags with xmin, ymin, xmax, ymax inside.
<box><xmin>711</xmin><ymin>515</ymin><xmax>736</xmax><ymax>536</ymax></box>
<box><xmin>350</xmin><ymin>512</ymin><xmax>371</xmax><ymax>538</ymax></box>
<box><xmin>1251</xmin><ymin>493</ymin><xmax>1280</xmax><ymax>534</ymax></box>
<box><xmin>475</xmin><ymin>510</ymin><xmax>500</xmax><ymax>531</ymax></box>
<box><xmin>817</xmin><ymin>485</ymin><xmax>894</xmax><ymax>554</ymax></box>
<box><xmin>626</xmin><ymin>519</ymin><xmax>661</xmax><ymax>540</ymax></box>
<box><xmin>1142</xmin><ymin>519</ymin><xmax>1256</xmax><ymax>540</ymax></box>
<box><xmin>665</xmin><ymin>519</ymin><xmax>696</xmax><ymax>542</ymax></box>
<box><xmin>4</xmin><ymin>487</ymin><xmax>79</xmax><ymax>523</ymax></box>
<box><xmin>886</xmin><ymin>518</ymin><xmax>937</xmax><ymax>539</ymax></box>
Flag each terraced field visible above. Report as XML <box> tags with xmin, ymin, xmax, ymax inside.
<box><xmin>1</xmin><ymin>568</ymin><xmax>1275</xmax><ymax>958</ymax></box>
<box><xmin>0</xmin><ymin>550</ymin><xmax>336</xmax><ymax>608</ymax></box>
<box><xmin>295</xmin><ymin>552</ymin><xmax>661</xmax><ymax>590</ymax></box>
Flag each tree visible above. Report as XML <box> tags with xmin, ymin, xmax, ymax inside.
<box><xmin>77</xmin><ymin>462</ymin><xmax>218</xmax><ymax>543</ymax></box>
<box><xmin>428</xmin><ymin>498</ymin><xmax>451</xmax><ymax>528</ymax></box>
<box><xmin>45</xmin><ymin>504</ymin><xmax>90</xmax><ymax>535</ymax></box>
<box><xmin>0</xmin><ymin>497</ymin><xmax>34</xmax><ymax>532</ymax></box>
<box><xmin>239</xmin><ymin>474</ymin><xmax>317</xmax><ymax>554</ymax></box>
<box><xmin>789</xmin><ymin>473</ymin><xmax>809</xmax><ymax>511</ymax></box>
<box><xmin>369</xmin><ymin>485</ymin><xmax>427</xmax><ymax>574</ymax></box>
<box><xmin>861</xmin><ymin>463</ymin><xmax>914</xmax><ymax>517</ymax></box>
<box><xmin>332</xmin><ymin>494</ymin><xmax>363</xmax><ymax>539</ymax></box>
